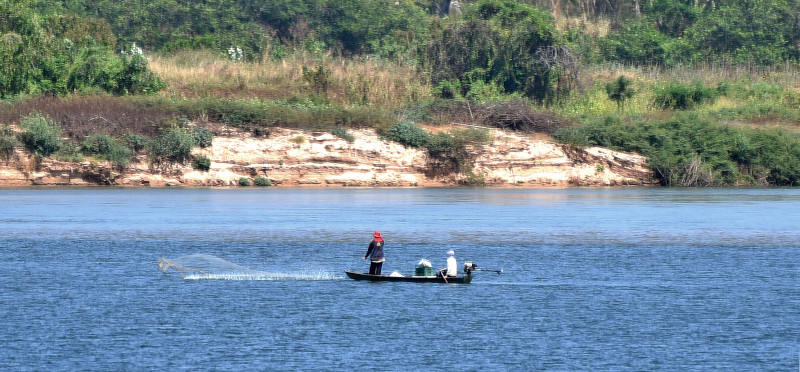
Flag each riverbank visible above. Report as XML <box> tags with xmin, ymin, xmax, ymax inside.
<box><xmin>0</xmin><ymin>127</ymin><xmax>655</xmax><ymax>187</ymax></box>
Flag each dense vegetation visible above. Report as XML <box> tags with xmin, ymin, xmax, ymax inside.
<box><xmin>24</xmin><ymin>0</ymin><xmax>800</xmax><ymax>67</ymax></box>
<box><xmin>3</xmin><ymin>0</ymin><xmax>800</xmax><ymax>185</ymax></box>
<box><xmin>0</xmin><ymin>0</ymin><xmax>165</xmax><ymax>98</ymax></box>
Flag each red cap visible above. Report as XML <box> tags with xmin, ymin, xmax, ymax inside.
<box><xmin>373</xmin><ymin>231</ymin><xmax>382</xmax><ymax>238</ymax></box>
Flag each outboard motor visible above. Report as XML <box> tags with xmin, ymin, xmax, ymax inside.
<box><xmin>463</xmin><ymin>261</ymin><xmax>476</xmax><ymax>275</ymax></box>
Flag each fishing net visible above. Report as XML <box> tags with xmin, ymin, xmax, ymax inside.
<box><xmin>157</xmin><ymin>254</ymin><xmax>338</xmax><ymax>280</ymax></box>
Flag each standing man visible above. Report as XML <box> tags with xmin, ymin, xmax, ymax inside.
<box><xmin>363</xmin><ymin>231</ymin><xmax>385</xmax><ymax>275</ymax></box>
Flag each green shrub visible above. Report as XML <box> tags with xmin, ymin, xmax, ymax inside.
<box><xmin>79</xmin><ymin>134</ymin><xmax>131</xmax><ymax>167</ymax></box>
<box><xmin>252</xmin><ymin>127</ymin><xmax>271</xmax><ymax>138</ymax></box>
<box><xmin>192</xmin><ymin>127</ymin><xmax>213</xmax><ymax>148</ymax></box>
<box><xmin>653</xmin><ymin>82</ymin><xmax>718</xmax><ymax>110</ymax></box>
<box><xmin>746</xmin><ymin>81</ymin><xmax>785</xmax><ymax>100</ymax></box>
<box><xmin>386</xmin><ymin>121</ymin><xmax>429</xmax><ymax>148</ymax></box>
<box><xmin>601</xmin><ymin>21</ymin><xmax>667</xmax><ymax>65</ymax></box>
<box><xmin>553</xmin><ymin>127</ymin><xmax>591</xmax><ymax>148</ymax></box>
<box><xmin>335</xmin><ymin>106</ymin><xmax>393</xmax><ymax>129</ymax></box>
<box><xmin>0</xmin><ymin>133</ymin><xmax>18</xmax><ymax>165</ymax></box>
<box><xmin>331</xmin><ymin>126</ymin><xmax>355</xmax><ymax>143</ymax></box>
<box><xmin>52</xmin><ymin>142</ymin><xmax>84</xmax><ymax>163</ymax></box>
<box><xmin>425</xmin><ymin>132</ymin><xmax>456</xmax><ymax>155</ymax></box>
<box><xmin>107</xmin><ymin>144</ymin><xmax>132</xmax><ymax>168</ymax></box>
<box><xmin>82</xmin><ymin>134</ymin><xmax>116</xmax><ymax>155</ymax></box>
<box><xmin>125</xmin><ymin>133</ymin><xmax>148</xmax><ymax>154</ymax></box>
<box><xmin>189</xmin><ymin>99</ymin><xmax>270</xmax><ymax>127</ymax></box>
<box><xmin>595</xmin><ymin>164</ymin><xmax>606</xmax><ymax>173</ymax></box>
<box><xmin>460</xmin><ymin>161</ymin><xmax>485</xmax><ymax>186</ymax></box>
<box><xmin>148</xmin><ymin>128</ymin><xmax>196</xmax><ymax>169</ymax></box>
<box><xmin>302</xmin><ymin>63</ymin><xmax>332</xmax><ymax>96</ymax></box>
<box><xmin>434</xmin><ymin>80</ymin><xmax>462</xmax><ymax>100</ymax></box>
<box><xmin>18</xmin><ymin>114</ymin><xmax>62</xmax><ymax>159</ymax></box>
<box><xmin>569</xmin><ymin>112</ymin><xmax>800</xmax><ymax>186</ymax></box>
<box><xmin>465</xmin><ymin>80</ymin><xmax>505</xmax><ymax>102</ymax></box>
<box><xmin>107</xmin><ymin>50</ymin><xmax>167</xmax><ymax>95</ymax></box>
<box><xmin>239</xmin><ymin>177</ymin><xmax>252</xmax><ymax>186</ymax></box>
<box><xmin>450</xmin><ymin>128</ymin><xmax>491</xmax><ymax>147</ymax></box>
<box><xmin>605</xmin><ymin>76</ymin><xmax>635</xmax><ymax>111</ymax></box>
<box><xmin>192</xmin><ymin>154</ymin><xmax>211</xmax><ymax>171</ymax></box>
<box><xmin>254</xmin><ymin>175</ymin><xmax>271</xmax><ymax>186</ymax></box>
<box><xmin>747</xmin><ymin>129</ymin><xmax>800</xmax><ymax>186</ymax></box>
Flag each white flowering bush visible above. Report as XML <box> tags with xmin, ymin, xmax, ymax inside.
<box><xmin>227</xmin><ymin>46</ymin><xmax>243</xmax><ymax>62</ymax></box>
<box><xmin>129</xmin><ymin>42</ymin><xmax>143</xmax><ymax>56</ymax></box>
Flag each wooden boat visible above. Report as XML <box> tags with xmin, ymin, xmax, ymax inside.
<box><xmin>344</xmin><ymin>270</ymin><xmax>473</xmax><ymax>284</ymax></box>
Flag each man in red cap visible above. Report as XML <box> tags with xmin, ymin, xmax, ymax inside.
<box><xmin>363</xmin><ymin>231</ymin><xmax>385</xmax><ymax>275</ymax></box>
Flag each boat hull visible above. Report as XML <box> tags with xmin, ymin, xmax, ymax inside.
<box><xmin>344</xmin><ymin>270</ymin><xmax>472</xmax><ymax>284</ymax></box>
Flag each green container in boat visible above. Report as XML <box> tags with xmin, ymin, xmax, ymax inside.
<box><xmin>415</xmin><ymin>259</ymin><xmax>433</xmax><ymax>276</ymax></box>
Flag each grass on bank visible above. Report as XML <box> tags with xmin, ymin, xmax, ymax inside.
<box><xmin>148</xmin><ymin>50</ymin><xmax>431</xmax><ymax>111</ymax></box>
<box><xmin>558</xmin><ymin>63</ymin><xmax>800</xmax><ymax>128</ymax></box>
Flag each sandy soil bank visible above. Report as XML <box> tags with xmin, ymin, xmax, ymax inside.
<box><xmin>0</xmin><ymin>127</ymin><xmax>655</xmax><ymax>187</ymax></box>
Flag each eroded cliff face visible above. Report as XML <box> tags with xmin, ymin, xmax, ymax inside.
<box><xmin>0</xmin><ymin>127</ymin><xmax>656</xmax><ymax>187</ymax></box>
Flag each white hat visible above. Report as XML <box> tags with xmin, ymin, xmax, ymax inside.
<box><xmin>447</xmin><ymin>250</ymin><xmax>455</xmax><ymax>257</ymax></box>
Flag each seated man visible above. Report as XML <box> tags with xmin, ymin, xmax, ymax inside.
<box><xmin>438</xmin><ymin>250</ymin><xmax>457</xmax><ymax>277</ymax></box>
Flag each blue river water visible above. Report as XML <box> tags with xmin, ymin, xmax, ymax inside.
<box><xmin>0</xmin><ymin>187</ymin><xmax>798</xmax><ymax>370</ymax></box>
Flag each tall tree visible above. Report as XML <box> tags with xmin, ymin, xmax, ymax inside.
<box><xmin>426</xmin><ymin>0</ymin><xmax>565</xmax><ymax>103</ymax></box>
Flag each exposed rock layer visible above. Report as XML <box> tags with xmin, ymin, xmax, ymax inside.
<box><xmin>0</xmin><ymin>128</ymin><xmax>655</xmax><ymax>187</ymax></box>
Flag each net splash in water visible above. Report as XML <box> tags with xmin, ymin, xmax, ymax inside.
<box><xmin>158</xmin><ymin>254</ymin><xmax>340</xmax><ymax>281</ymax></box>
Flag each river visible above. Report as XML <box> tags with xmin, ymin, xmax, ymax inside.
<box><xmin>1</xmin><ymin>187</ymin><xmax>798</xmax><ymax>370</ymax></box>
